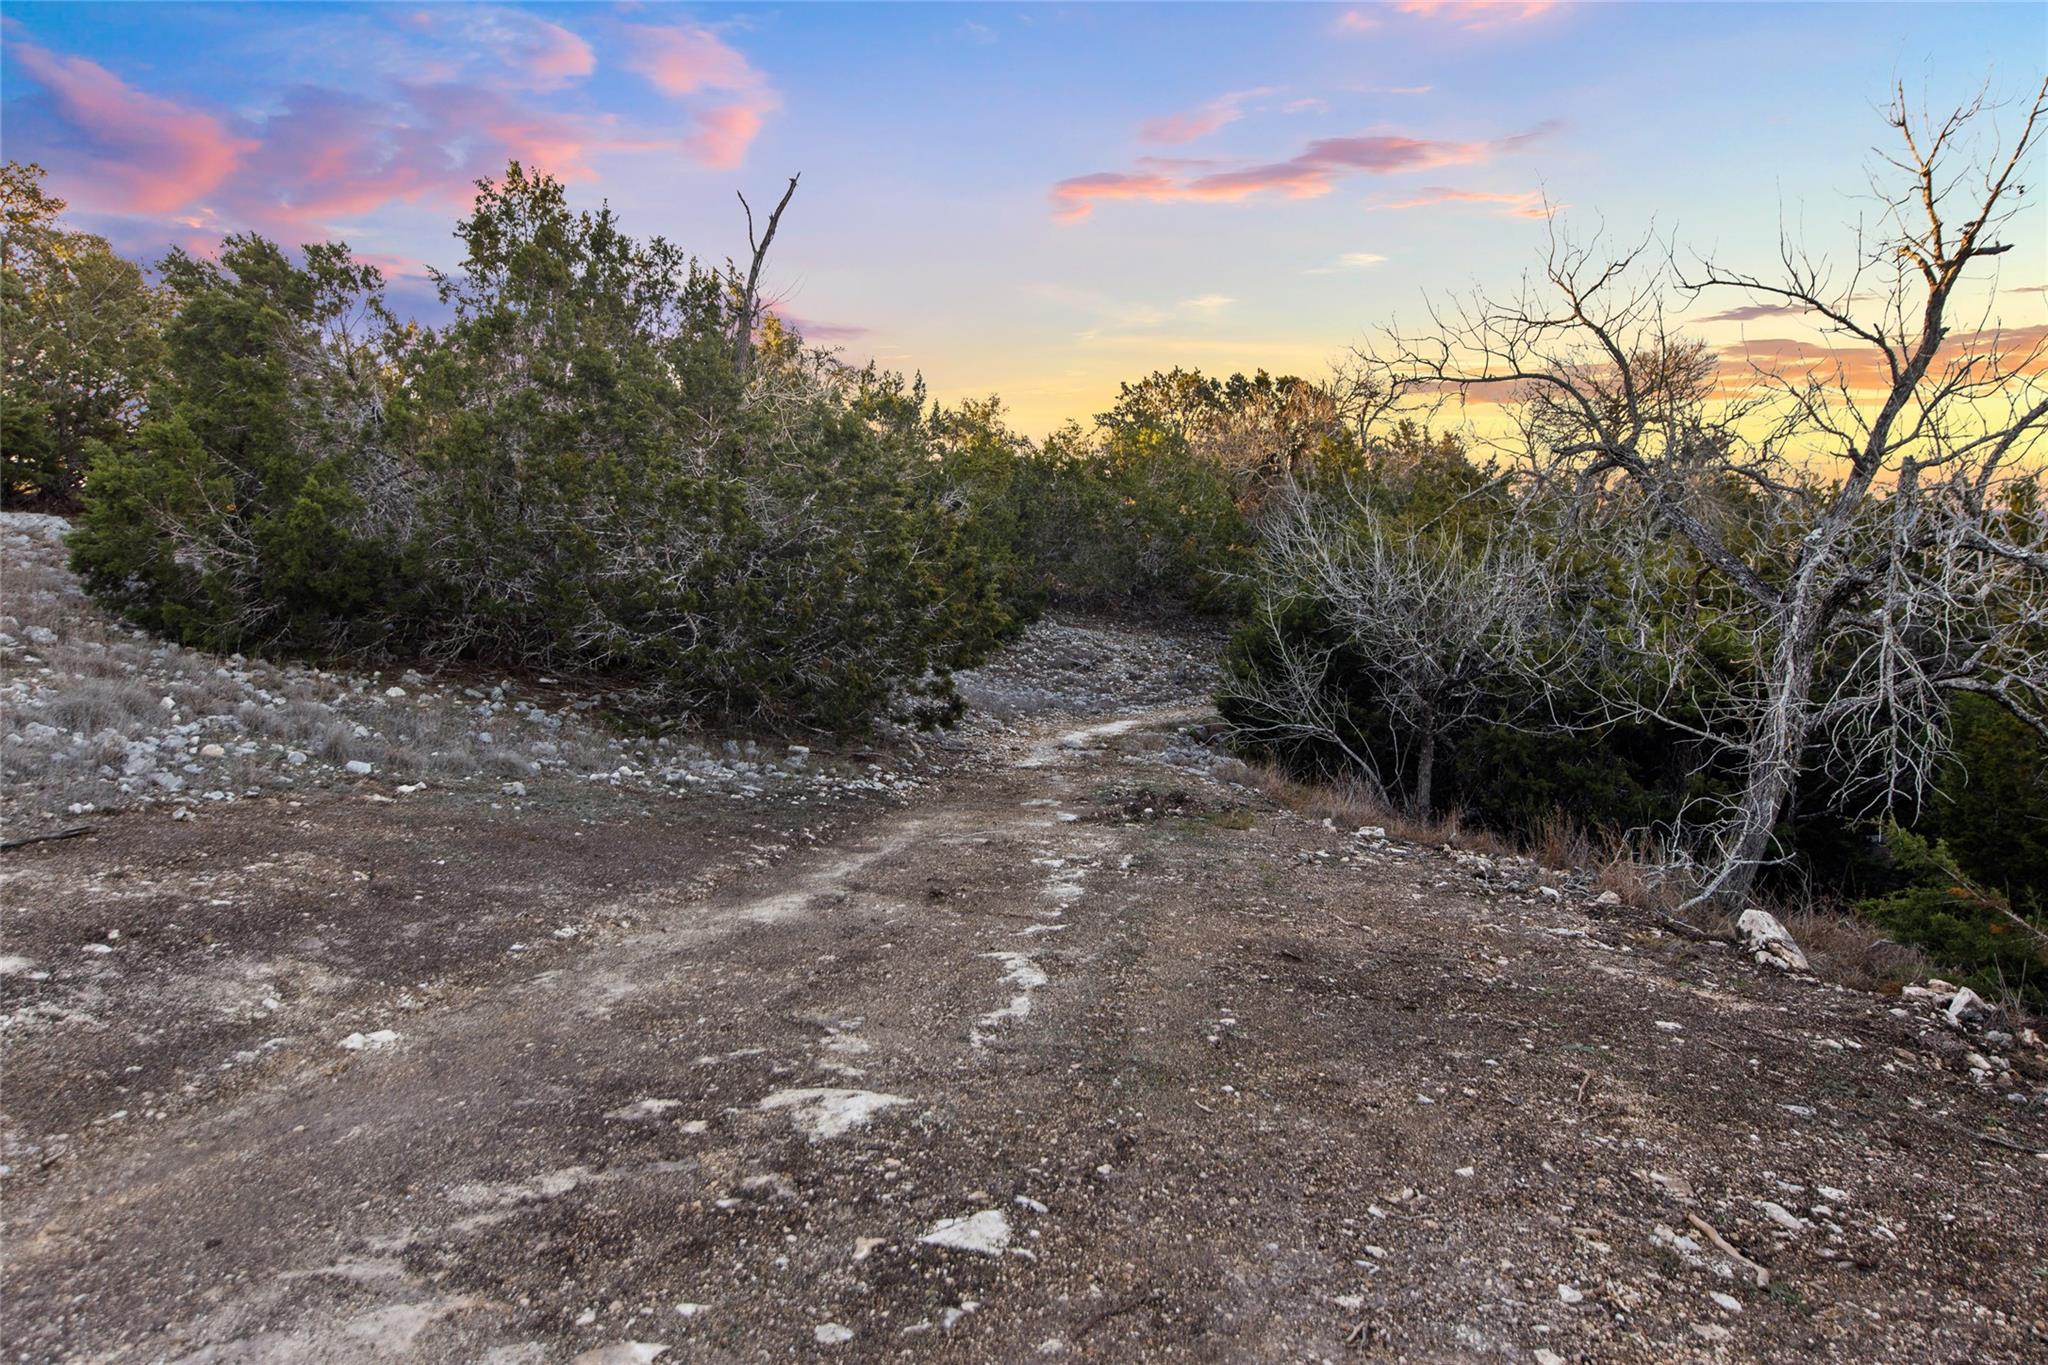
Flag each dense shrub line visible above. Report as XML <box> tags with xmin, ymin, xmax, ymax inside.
<box><xmin>41</xmin><ymin>167</ymin><xmax>1020</xmax><ymax>730</ymax></box>
<box><xmin>1217</xmin><ymin>437</ymin><xmax>2048</xmax><ymax>1007</ymax></box>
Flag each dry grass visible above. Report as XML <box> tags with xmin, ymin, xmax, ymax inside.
<box><xmin>1592</xmin><ymin>838</ymin><xmax>1708</xmax><ymax>920</ymax></box>
<box><xmin>1778</xmin><ymin>901</ymin><xmax>1939</xmax><ymax>998</ymax></box>
<box><xmin>1221</xmin><ymin>755</ymin><xmax>1963</xmax><ymax>1002</ymax></box>
<box><xmin>1221</xmin><ymin>758</ymin><xmax>1520</xmax><ymax>859</ymax></box>
<box><xmin>32</xmin><ymin>678</ymin><xmax>161</xmax><ymax>735</ymax></box>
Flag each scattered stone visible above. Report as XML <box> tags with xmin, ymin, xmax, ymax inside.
<box><xmin>1946</xmin><ymin>987</ymin><xmax>1992</xmax><ymax>1025</ymax></box>
<box><xmin>1758</xmin><ymin>1201</ymin><xmax>1808</xmax><ymax>1233</ymax></box>
<box><xmin>339</xmin><ymin>1029</ymin><xmax>399</xmax><ymax>1051</ymax></box>
<box><xmin>813</xmin><ymin>1324</ymin><xmax>854</xmax><ymax>1346</ymax></box>
<box><xmin>344</xmin><ymin>759</ymin><xmax>374</xmax><ymax>776</ymax></box>
<box><xmin>569</xmin><ymin>1346</ymin><xmax>668</xmax><ymax>1365</ymax></box>
<box><xmin>918</xmin><ymin>1210</ymin><xmax>1011</xmax><ymax>1256</ymax></box>
<box><xmin>758</xmin><ymin>1088</ymin><xmax>910</xmax><ymax>1141</ymax></box>
<box><xmin>606</xmin><ymin>1099</ymin><xmax>685</xmax><ymax>1121</ymax></box>
<box><xmin>1737</xmin><ymin>908</ymin><xmax>1809</xmax><ymax>972</ymax></box>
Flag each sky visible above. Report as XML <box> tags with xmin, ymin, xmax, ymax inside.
<box><xmin>3</xmin><ymin>1</ymin><xmax>2044</xmax><ymax>436</ymax></box>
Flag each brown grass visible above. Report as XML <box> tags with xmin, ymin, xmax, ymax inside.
<box><xmin>1222</xmin><ymin>759</ymin><xmax>1519</xmax><ymax>859</ymax></box>
<box><xmin>1221</xmin><ymin>756</ymin><xmax>1962</xmax><ymax>1002</ymax></box>
<box><xmin>1777</xmin><ymin>901</ymin><xmax>1939</xmax><ymax>998</ymax></box>
<box><xmin>33</xmin><ymin>678</ymin><xmax>161</xmax><ymax>735</ymax></box>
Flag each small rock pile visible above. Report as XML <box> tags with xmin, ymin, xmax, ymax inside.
<box><xmin>1894</xmin><ymin>978</ymin><xmax>2045</xmax><ymax>1099</ymax></box>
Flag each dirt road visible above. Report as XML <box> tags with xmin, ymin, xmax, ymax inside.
<box><xmin>4</xmin><ymin>668</ymin><xmax>2045</xmax><ymax>1362</ymax></box>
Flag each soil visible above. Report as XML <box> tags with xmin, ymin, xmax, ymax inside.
<box><xmin>3</xmin><ymin>618</ymin><xmax>2045</xmax><ymax>1363</ymax></box>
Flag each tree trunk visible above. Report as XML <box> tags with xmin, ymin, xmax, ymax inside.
<box><xmin>1694</xmin><ymin>615</ymin><xmax>1823</xmax><ymax>911</ymax></box>
<box><xmin>1413</xmin><ymin>725</ymin><xmax>1436</xmax><ymax>818</ymax></box>
<box><xmin>732</xmin><ymin>176</ymin><xmax>799</xmax><ymax>381</ymax></box>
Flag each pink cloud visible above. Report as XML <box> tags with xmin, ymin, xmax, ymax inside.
<box><xmin>1336</xmin><ymin>10</ymin><xmax>1382</xmax><ymax>31</ymax></box>
<box><xmin>1373</xmin><ymin>185</ymin><xmax>1559</xmax><ymax>217</ymax></box>
<box><xmin>620</xmin><ymin>22</ymin><xmax>778</xmax><ymax>171</ymax></box>
<box><xmin>1139</xmin><ymin>88</ymin><xmax>1275</xmax><ymax>145</ymax></box>
<box><xmin>238</xmin><ymin>87</ymin><xmax>470</xmax><ymax>227</ymax></box>
<box><xmin>4</xmin><ymin>23</ymin><xmax>771</xmax><ymax>249</ymax></box>
<box><xmin>685</xmin><ymin>102</ymin><xmax>766</xmax><ymax>172</ymax></box>
<box><xmin>497</xmin><ymin>15</ymin><xmax>595</xmax><ymax>88</ymax></box>
<box><xmin>1397</xmin><ymin>1</ymin><xmax>1558</xmax><ymax>30</ymax></box>
<box><xmin>1178</xmin><ymin>159</ymin><xmax>1336</xmax><ymax>202</ymax></box>
<box><xmin>1051</xmin><ymin>172</ymin><xmax>1180</xmax><ymax>222</ymax></box>
<box><xmin>5</xmin><ymin>39</ymin><xmax>252</xmax><ymax>214</ymax></box>
<box><xmin>621</xmin><ymin>22</ymin><xmax>761</xmax><ymax>97</ymax></box>
<box><xmin>1053</xmin><ymin>122</ymin><xmax>1557</xmax><ymax>220</ymax></box>
<box><xmin>1714</xmin><ymin>326</ymin><xmax>2048</xmax><ymax>393</ymax></box>
<box><xmin>350</xmin><ymin>250</ymin><xmax>430</xmax><ymax>281</ymax></box>
<box><xmin>208</xmin><ymin>81</ymin><xmax>641</xmax><ymax>238</ymax></box>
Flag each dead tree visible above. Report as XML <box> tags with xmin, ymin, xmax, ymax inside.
<box><xmin>732</xmin><ymin>174</ymin><xmax>800</xmax><ymax>380</ymax></box>
<box><xmin>1354</xmin><ymin>79</ymin><xmax>2048</xmax><ymax>909</ymax></box>
<box><xmin>1224</xmin><ymin>489</ymin><xmax>1558</xmax><ymax>815</ymax></box>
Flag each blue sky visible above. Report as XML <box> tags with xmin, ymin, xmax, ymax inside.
<box><xmin>3</xmin><ymin>1</ymin><xmax>2044</xmax><ymax>432</ymax></box>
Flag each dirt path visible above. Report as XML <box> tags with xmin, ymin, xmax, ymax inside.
<box><xmin>4</xmin><ymin>685</ymin><xmax>2046</xmax><ymax>1362</ymax></box>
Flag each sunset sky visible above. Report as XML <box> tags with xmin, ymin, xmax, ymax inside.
<box><xmin>3</xmin><ymin>1</ymin><xmax>2044</xmax><ymax>434</ymax></box>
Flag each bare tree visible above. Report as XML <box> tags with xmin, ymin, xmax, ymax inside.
<box><xmin>732</xmin><ymin>175</ymin><xmax>800</xmax><ymax>379</ymax></box>
<box><xmin>1223</xmin><ymin>490</ymin><xmax>1558</xmax><ymax>814</ymax></box>
<box><xmin>1356</xmin><ymin>80</ymin><xmax>2048</xmax><ymax>909</ymax></box>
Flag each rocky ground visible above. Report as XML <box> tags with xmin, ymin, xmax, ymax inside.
<box><xmin>3</xmin><ymin>517</ymin><xmax>2045</xmax><ymax>1363</ymax></box>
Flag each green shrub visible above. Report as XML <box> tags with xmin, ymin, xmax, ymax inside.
<box><xmin>68</xmin><ymin>235</ymin><xmax>399</xmax><ymax>650</ymax></box>
<box><xmin>1855</xmin><ymin>826</ymin><xmax>2047</xmax><ymax>1010</ymax></box>
<box><xmin>2</xmin><ymin>162</ymin><xmax>166</xmax><ymax>508</ymax></box>
<box><xmin>1920</xmin><ymin>694</ymin><xmax>2048</xmax><ymax>914</ymax></box>
<box><xmin>71</xmin><ymin>166</ymin><xmax>1014</xmax><ymax>732</ymax></box>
